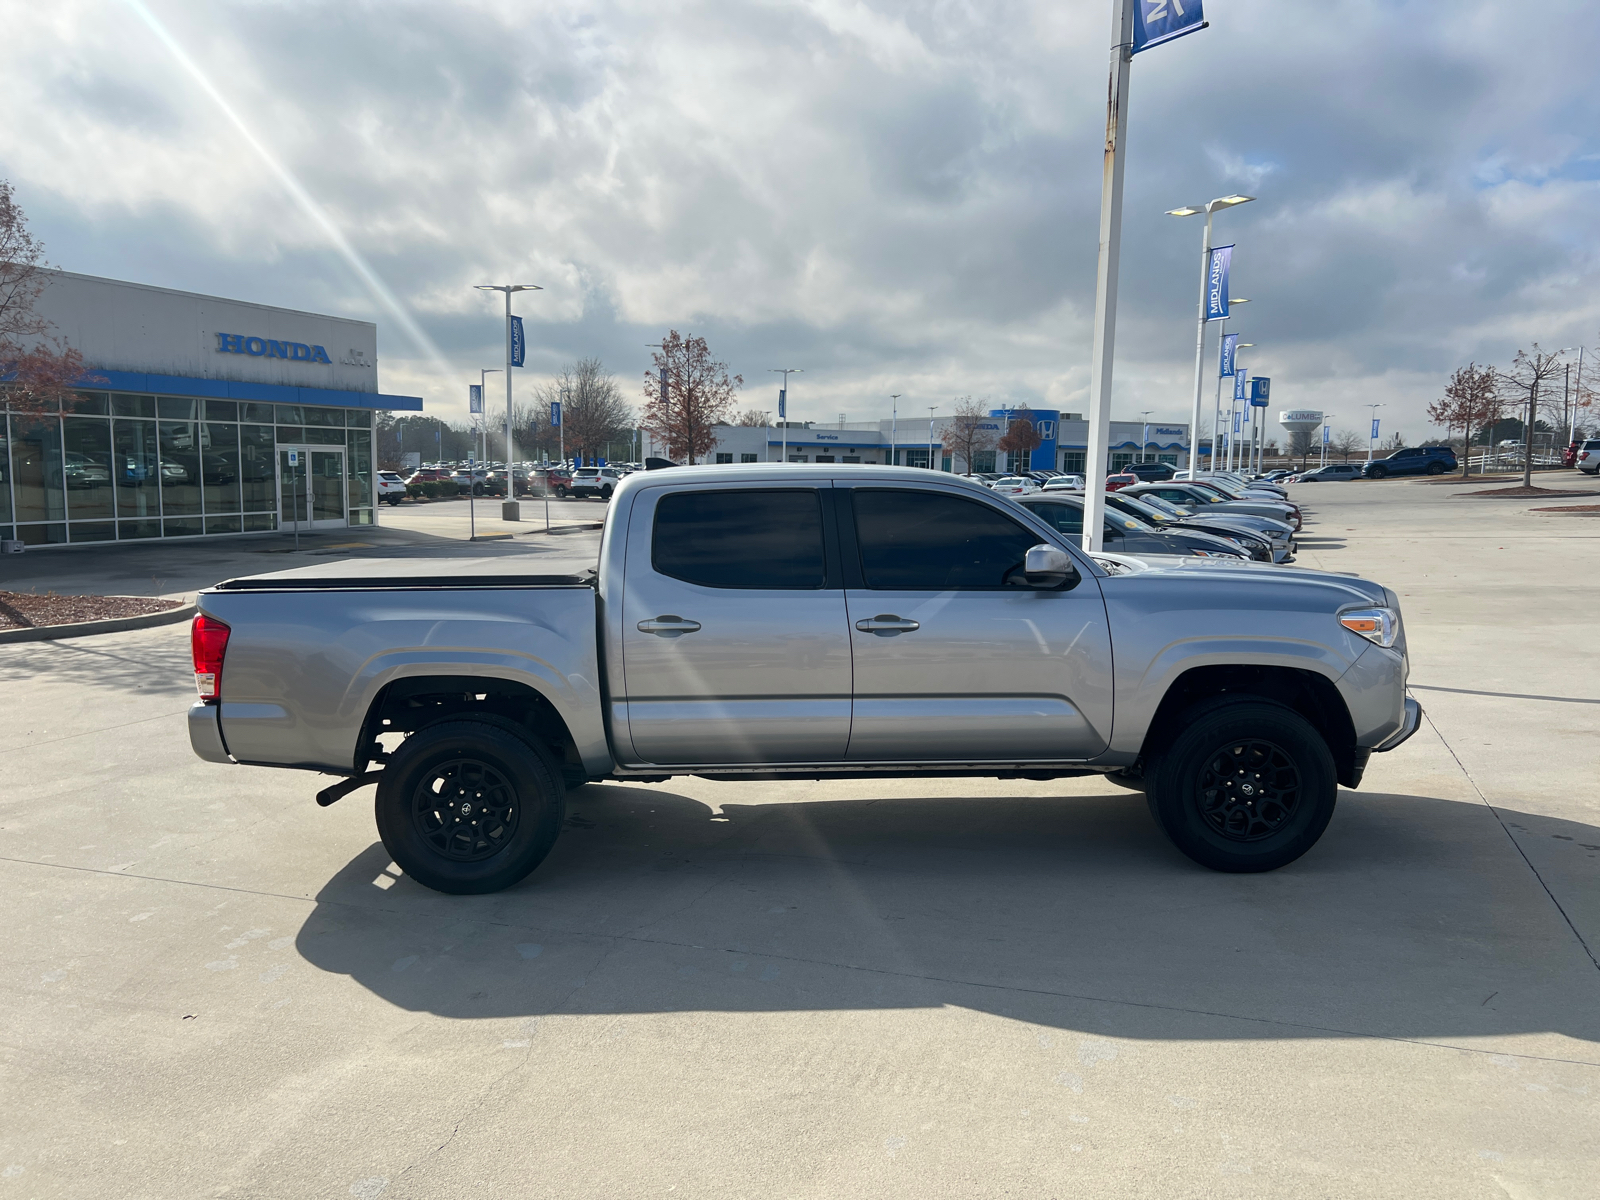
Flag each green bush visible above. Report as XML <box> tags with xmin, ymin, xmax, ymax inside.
<box><xmin>406</xmin><ymin>482</ymin><xmax>425</xmax><ymax>499</ymax></box>
<box><xmin>421</xmin><ymin>481</ymin><xmax>441</xmax><ymax>499</ymax></box>
<box><xmin>437</xmin><ymin>480</ymin><xmax>461</xmax><ymax>497</ymax></box>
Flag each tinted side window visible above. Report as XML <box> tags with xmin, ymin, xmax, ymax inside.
<box><xmin>853</xmin><ymin>489</ymin><xmax>1038</xmax><ymax>589</ymax></box>
<box><xmin>1023</xmin><ymin>503</ymin><xmax>1082</xmax><ymax>536</ymax></box>
<box><xmin>653</xmin><ymin>489</ymin><xmax>825</xmax><ymax>589</ymax></box>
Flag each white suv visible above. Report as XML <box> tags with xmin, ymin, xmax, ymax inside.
<box><xmin>570</xmin><ymin>467</ymin><xmax>624</xmax><ymax>499</ymax></box>
<box><xmin>1576</xmin><ymin>439</ymin><xmax>1600</xmax><ymax>475</ymax></box>
<box><xmin>376</xmin><ymin>471</ymin><xmax>407</xmax><ymax>505</ymax></box>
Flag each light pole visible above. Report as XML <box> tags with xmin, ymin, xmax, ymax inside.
<box><xmin>761</xmin><ymin>412</ymin><xmax>772</xmax><ymax>462</ymax></box>
<box><xmin>890</xmin><ymin>394</ymin><xmax>902</xmax><ymax>466</ymax></box>
<box><xmin>474</xmin><ymin>283</ymin><xmax>541</xmax><ymax>515</ymax></box>
<box><xmin>1224</xmin><ymin>339</ymin><xmax>1253</xmax><ymax>474</ymax></box>
<box><xmin>1365</xmin><ymin>403</ymin><xmax>1384</xmax><ymax>465</ymax></box>
<box><xmin>1166</xmin><ymin>194</ymin><xmax>1255</xmax><ymax>479</ymax></box>
<box><xmin>927</xmin><ymin>406</ymin><xmax>939</xmax><ymax>471</ymax></box>
<box><xmin>770</xmin><ymin>369</ymin><xmax>801</xmax><ymax>463</ymax></box>
<box><xmin>1555</xmin><ymin>347</ymin><xmax>1580</xmax><ymax>453</ymax></box>
<box><xmin>1137</xmin><ymin>410</ymin><xmax>1152</xmax><ymax>463</ymax></box>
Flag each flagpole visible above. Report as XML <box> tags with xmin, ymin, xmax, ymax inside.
<box><xmin>1081</xmin><ymin>0</ymin><xmax>1135</xmax><ymax>553</ymax></box>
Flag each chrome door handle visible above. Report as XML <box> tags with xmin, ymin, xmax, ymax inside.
<box><xmin>855</xmin><ymin>614</ymin><xmax>920</xmax><ymax>635</ymax></box>
<box><xmin>637</xmin><ymin>615</ymin><xmax>702</xmax><ymax>637</ymax></box>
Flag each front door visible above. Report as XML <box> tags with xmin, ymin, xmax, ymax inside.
<box><xmin>838</xmin><ymin>484</ymin><xmax>1114</xmax><ymax>762</ymax></box>
<box><xmin>279</xmin><ymin>446</ymin><xmax>347</xmax><ymax>530</ymax></box>
<box><xmin>619</xmin><ymin>483</ymin><xmax>852</xmax><ymax>765</ymax></box>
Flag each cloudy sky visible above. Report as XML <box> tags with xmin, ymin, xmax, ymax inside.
<box><xmin>4</xmin><ymin>0</ymin><xmax>1599</xmax><ymax>443</ymax></box>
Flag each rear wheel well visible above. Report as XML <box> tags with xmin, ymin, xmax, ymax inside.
<box><xmin>359</xmin><ymin>676</ymin><xmax>588</xmax><ymax>788</ymax></box>
<box><xmin>1140</xmin><ymin>665</ymin><xmax>1362</xmax><ymax>788</ymax></box>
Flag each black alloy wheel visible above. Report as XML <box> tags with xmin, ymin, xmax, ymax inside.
<box><xmin>1367</xmin><ymin>465</ymin><xmax>1388</xmax><ymax>479</ymax></box>
<box><xmin>375</xmin><ymin>720</ymin><xmax>565</xmax><ymax>894</ymax></box>
<box><xmin>1426</xmin><ymin>462</ymin><xmax>1448</xmax><ymax>475</ymax></box>
<box><xmin>1144</xmin><ymin>699</ymin><xmax>1337</xmax><ymax>873</ymax></box>
<box><xmin>600</xmin><ymin>485</ymin><xmax>614</xmax><ymax>499</ymax></box>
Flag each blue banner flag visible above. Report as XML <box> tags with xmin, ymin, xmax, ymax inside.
<box><xmin>510</xmin><ymin>316</ymin><xmax>525</xmax><ymax>367</ymax></box>
<box><xmin>778</xmin><ymin>388</ymin><xmax>786</xmax><ymax>419</ymax></box>
<box><xmin>1323</xmin><ymin>423</ymin><xmax>1331</xmax><ymax>444</ymax></box>
<box><xmin>1219</xmin><ymin>332</ymin><xmax>1238</xmax><ymax>378</ymax></box>
<box><xmin>1234</xmin><ymin>370</ymin><xmax>1247</xmax><ymax>402</ymax></box>
<box><xmin>549</xmin><ymin>400</ymin><xmax>561</xmax><ymax>428</ymax></box>
<box><xmin>1233</xmin><ymin>411</ymin><xmax>1241</xmax><ymax>433</ymax></box>
<box><xmin>1132</xmin><ymin>0</ymin><xmax>1207</xmax><ymax>54</ymax></box>
<box><xmin>468</xmin><ymin>384</ymin><xmax>483</xmax><ymax>414</ymax></box>
<box><xmin>1371</xmin><ymin>417</ymin><xmax>1381</xmax><ymax>439</ymax></box>
<box><xmin>1250</xmin><ymin>377</ymin><xmax>1271</xmax><ymax>403</ymax></box>
<box><xmin>1205</xmin><ymin>244</ymin><xmax>1233</xmax><ymax>321</ymax></box>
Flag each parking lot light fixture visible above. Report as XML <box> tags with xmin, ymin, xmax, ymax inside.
<box><xmin>1366</xmin><ymin>403</ymin><xmax>1384</xmax><ymax>465</ymax></box>
<box><xmin>1169</xmin><ymin>196</ymin><xmax>1255</xmax><ymax>479</ymax></box>
<box><xmin>928</xmin><ymin>406</ymin><xmax>939</xmax><ymax>471</ymax></box>
<box><xmin>770</xmin><ymin>368</ymin><xmax>802</xmax><ymax>463</ymax></box>
<box><xmin>474</xmin><ymin>284</ymin><xmax>541</xmax><ymax>485</ymax></box>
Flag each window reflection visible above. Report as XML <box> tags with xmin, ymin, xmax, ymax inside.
<box><xmin>202</xmin><ymin>422</ymin><xmax>241</xmax><ymax>514</ymax></box>
<box><xmin>239</xmin><ymin>424</ymin><xmax>276</xmax><ymax>512</ymax></box>
<box><xmin>11</xmin><ymin>414</ymin><xmax>65</xmax><ymax>524</ymax></box>
<box><xmin>63</xmin><ymin>417</ymin><xmax>115</xmax><ymax>520</ymax></box>
<box><xmin>114</xmin><ymin>420</ymin><xmax>161</xmax><ymax>519</ymax></box>
<box><xmin>158</xmin><ymin>421</ymin><xmax>202</xmax><ymax>516</ymax></box>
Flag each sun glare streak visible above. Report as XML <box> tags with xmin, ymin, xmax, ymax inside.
<box><xmin>123</xmin><ymin>0</ymin><xmax>453</xmax><ymax>378</ymax></box>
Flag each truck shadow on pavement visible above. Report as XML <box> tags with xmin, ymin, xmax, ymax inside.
<box><xmin>295</xmin><ymin>784</ymin><xmax>1600</xmax><ymax>1047</ymax></box>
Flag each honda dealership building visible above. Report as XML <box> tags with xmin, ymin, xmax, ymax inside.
<box><xmin>1</xmin><ymin>270</ymin><xmax>422</xmax><ymax>548</ymax></box>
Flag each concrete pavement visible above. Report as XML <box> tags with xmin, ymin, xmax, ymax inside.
<box><xmin>0</xmin><ymin>474</ymin><xmax>1595</xmax><ymax>1198</ymax></box>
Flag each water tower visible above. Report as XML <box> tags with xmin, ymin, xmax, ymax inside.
<box><xmin>1278</xmin><ymin>409</ymin><xmax>1323</xmax><ymax>435</ymax></box>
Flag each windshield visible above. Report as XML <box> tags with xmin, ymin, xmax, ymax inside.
<box><xmin>1109</xmin><ymin>493</ymin><xmax>1177</xmax><ymax>523</ymax></box>
<box><xmin>1193</xmin><ymin>480</ymin><xmax>1244</xmax><ymax>499</ymax></box>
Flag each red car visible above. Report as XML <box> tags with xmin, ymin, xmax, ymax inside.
<box><xmin>1563</xmin><ymin>441</ymin><xmax>1581</xmax><ymax>468</ymax></box>
<box><xmin>1105</xmin><ymin>472</ymin><xmax>1139</xmax><ymax>491</ymax></box>
<box><xmin>405</xmin><ymin>467</ymin><xmax>452</xmax><ymax>484</ymax></box>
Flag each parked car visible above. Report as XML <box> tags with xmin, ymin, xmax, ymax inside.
<box><xmin>188</xmin><ymin>464</ymin><xmax>1419</xmax><ymax>893</ymax></box>
<box><xmin>1363</xmin><ymin>446</ymin><xmax>1457</xmax><ymax>478</ymax></box>
<box><xmin>406</xmin><ymin>468</ymin><xmax>453</xmax><ymax>484</ymax></box>
<box><xmin>1104</xmin><ymin>472</ymin><xmax>1138</xmax><ymax>491</ymax></box>
<box><xmin>1295</xmin><ymin>463</ymin><xmax>1365</xmax><ymax>482</ymax></box>
<box><xmin>1124</xmin><ymin>461</ymin><xmax>1178</xmax><ymax>482</ymax></box>
<box><xmin>1017</xmin><ymin>494</ymin><xmax>1246</xmax><ymax>560</ymax></box>
<box><xmin>1573</xmin><ymin>439</ymin><xmax>1600</xmax><ymax>475</ymax></box>
<box><xmin>376</xmin><ymin>471</ymin><xmax>407</xmax><ymax>505</ymax></box>
<box><xmin>989</xmin><ymin>476</ymin><xmax>1040</xmax><ymax>496</ymax></box>
<box><xmin>526</xmin><ymin>466</ymin><xmax>573</xmax><ymax>496</ymax></box>
<box><xmin>1105</xmin><ymin>490</ymin><xmax>1289</xmax><ymax>563</ymax></box>
<box><xmin>1042</xmin><ymin>474</ymin><xmax>1086</xmax><ymax>491</ymax></box>
<box><xmin>570</xmin><ymin>467</ymin><xmax>625</xmax><ymax>499</ymax></box>
<box><xmin>1122</xmin><ymin>481</ymin><xmax>1303</xmax><ymax>531</ymax></box>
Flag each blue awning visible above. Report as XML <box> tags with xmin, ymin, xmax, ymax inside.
<box><xmin>78</xmin><ymin>367</ymin><xmax>423</xmax><ymax>412</ymax></box>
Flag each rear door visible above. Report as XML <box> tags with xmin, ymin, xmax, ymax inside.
<box><xmin>619</xmin><ymin>483</ymin><xmax>852</xmax><ymax>765</ymax></box>
<box><xmin>838</xmin><ymin>485</ymin><xmax>1113</xmax><ymax>762</ymax></box>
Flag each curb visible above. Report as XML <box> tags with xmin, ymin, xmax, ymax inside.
<box><xmin>0</xmin><ymin>600</ymin><xmax>196</xmax><ymax>645</ymax></box>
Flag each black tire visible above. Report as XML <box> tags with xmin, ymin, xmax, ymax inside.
<box><xmin>555</xmin><ymin>485</ymin><xmax>569</xmax><ymax>498</ymax></box>
<box><xmin>600</xmin><ymin>485</ymin><xmax>614</xmax><ymax>500</ymax></box>
<box><xmin>1144</xmin><ymin>699</ymin><xmax>1337</xmax><ymax>873</ymax></box>
<box><xmin>1426</xmin><ymin>462</ymin><xmax>1447</xmax><ymax>475</ymax></box>
<box><xmin>374</xmin><ymin>720</ymin><xmax>565</xmax><ymax>894</ymax></box>
<box><xmin>1366</xmin><ymin>465</ymin><xmax>1387</xmax><ymax>479</ymax></box>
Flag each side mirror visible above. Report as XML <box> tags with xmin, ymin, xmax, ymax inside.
<box><xmin>1024</xmin><ymin>544</ymin><xmax>1078</xmax><ymax>588</ymax></box>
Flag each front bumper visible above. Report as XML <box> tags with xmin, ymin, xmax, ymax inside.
<box><xmin>1373</xmin><ymin>697</ymin><xmax>1422</xmax><ymax>753</ymax></box>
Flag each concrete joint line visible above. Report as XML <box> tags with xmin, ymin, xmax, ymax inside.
<box><xmin>1419</xmin><ymin>704</ymin><xmax>1600</xmax><ymax>974</ymax></box>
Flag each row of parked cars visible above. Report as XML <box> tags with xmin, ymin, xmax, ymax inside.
<box><xmin>382</xmin><ymin>463</ymin><xmax>638</xmax><ymax>503</ymax></box>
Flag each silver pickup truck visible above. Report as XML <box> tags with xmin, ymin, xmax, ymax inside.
<box><xmin>188</xmin><ymin>465</ymin><xmax>1421</xmax><ymax>894</ymax></box>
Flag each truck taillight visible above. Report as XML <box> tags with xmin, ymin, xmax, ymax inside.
<box><xmin>192</xmin><ymin>613</ymin><xmax>231</xmax><ymax>700</ymax></box>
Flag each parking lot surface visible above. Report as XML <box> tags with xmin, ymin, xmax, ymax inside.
<box><xmin>1</xmin><ymin>476</ymin><xmax>1596</xmax><ymax>1197</ymax></box>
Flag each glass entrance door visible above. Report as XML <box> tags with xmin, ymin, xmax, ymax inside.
<box><xmin>279</xmin><ymin>446</ymin><xmax>347</xmax><ymax>530</ymax></box>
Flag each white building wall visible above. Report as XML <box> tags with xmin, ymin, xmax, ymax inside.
<box><xmin>30</xmin><ymin>270</ymin><xmax>379</xmax><ymax>393</ymax></box>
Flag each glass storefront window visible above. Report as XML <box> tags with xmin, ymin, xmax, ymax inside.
<box><xmin>306</xmin><ymin>426</ymin><xmax>346</xmax><ymax>445</ymax></box>
<box><xmin>159</xmin><ymin>421</ymin><xmax>203</xmax><ymax>516</ymax></box>
<box><xmin>115</xmin><ymin>420</ymin><xmax>161</xmax><ymax>519</ymax></box>
<box><xmin>202</xmin><ymin>422</ymin><xmax>242</xmax><ymax>514</ymax></box>
<box><xmin>239</xmin><ymin>424</ymin><xmax>276</xmax><ymax>512</ymax></box>
<box><xmin>112</xmin><ymin>394</ymin><xmax>156</xmax><ymax>418</ymax></box>
<box><xmin>205</xmin><ymin>400</ymin><xmax>239</xmax><ymax>422</ymax></box>
<box><xmin>158</xmin><ymin>397</ymin><xmax>199</xmax><ymax>420</ymax></box>
<box><xmin>304</xmin><ymin>406</ymin><xmax>343</xmax><ymax>427</ymax></box>
<box><xmin>63</xmin><ymin>417</ymin><xmax>115</xmax><ymax>521</ymax></box>
<box><xmin>0</xmin><ymin>416</ymin><xmax>11</xmax><ymax>529</ymax></box>
<box><xmin>274</xmin><ymin>404</ymin><xmax>305</xmax><ymax>425</ymax></box>
<box><xmin>68</xmin><ymin>392</ymin><xmax>110</xmax><ymax>415</ymax></box>
<box><xmin>348</xmin><ymin>427</ymin><xmax>372</xmax><ymax>515</ymax></box>
<box><xmin>347</xmin><ymin>409</ymin><xmax>373</xmax><ymax>428</ymax></box>
<box><xmin>243</xmin><ymin>402</ymin><xmax>274</xmax><ymax>423</ymax></box>
<box><xmin>10</xmin><ymin>413</ymin><xmax>66</xmax><ymax>524</ymax></box>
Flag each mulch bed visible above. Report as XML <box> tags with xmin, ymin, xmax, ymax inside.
<box><xmin>1457</xmin><ymin>485</ymin><xmax>1600</xmax><ymax>498</ymax></box>
<box><xmin>0</xmin><ymin>591</ymin><xmax>183</xmax><ymax>631</ymax></box>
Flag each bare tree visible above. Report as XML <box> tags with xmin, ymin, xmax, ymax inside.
<box><xmin>1288</xmin><ymin>429</ymin><xmax>1315</xmax><ymax>466</ymax></box>
<box><xmin>531</xmin><ymin>358</ymin><xmax>632</xmax><ymax>466</ymax></box>
<box><xmin>732</xmin><ymin>408</ymin><xmax>770</xmax><ymax>427</ymax></box>
<box><xmin>1427</xmin><ymin>363</ymin><xmax>1499</xmax><ymax>477</ymax></box>
<box><xmin>1500</xmin><ymin>345</ymin><xmax>1567</xmax><ymax>486</ymax></box>
<box><xmin>939</xmin><ymin>397</ymin><xmax>998</xmax><ymax>474</ymax></box>
<box><xmin>0</xmin><ymin>181</ymin><xmax>102</xmax><ymax>411</ymax></box>
<box><xmin>996</xmin><ymin>405</ymin><xmax>1042</xmax><ymax>474</ymax></box>
<box><xmin>642</xmin><ymin>331</ymin><xmax>742</xmax><ymax>464</ymax></box>
<box><xmin>1329</xmin><ymin>429</ymin><xmax>1364</xmax><ymax>461</ymax></box>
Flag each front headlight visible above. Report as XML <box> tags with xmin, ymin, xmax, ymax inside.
<box><xmin>1338</xmin><ymin>606</ymin><xmax>1399</xmax><ymax>647</ymax></box>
